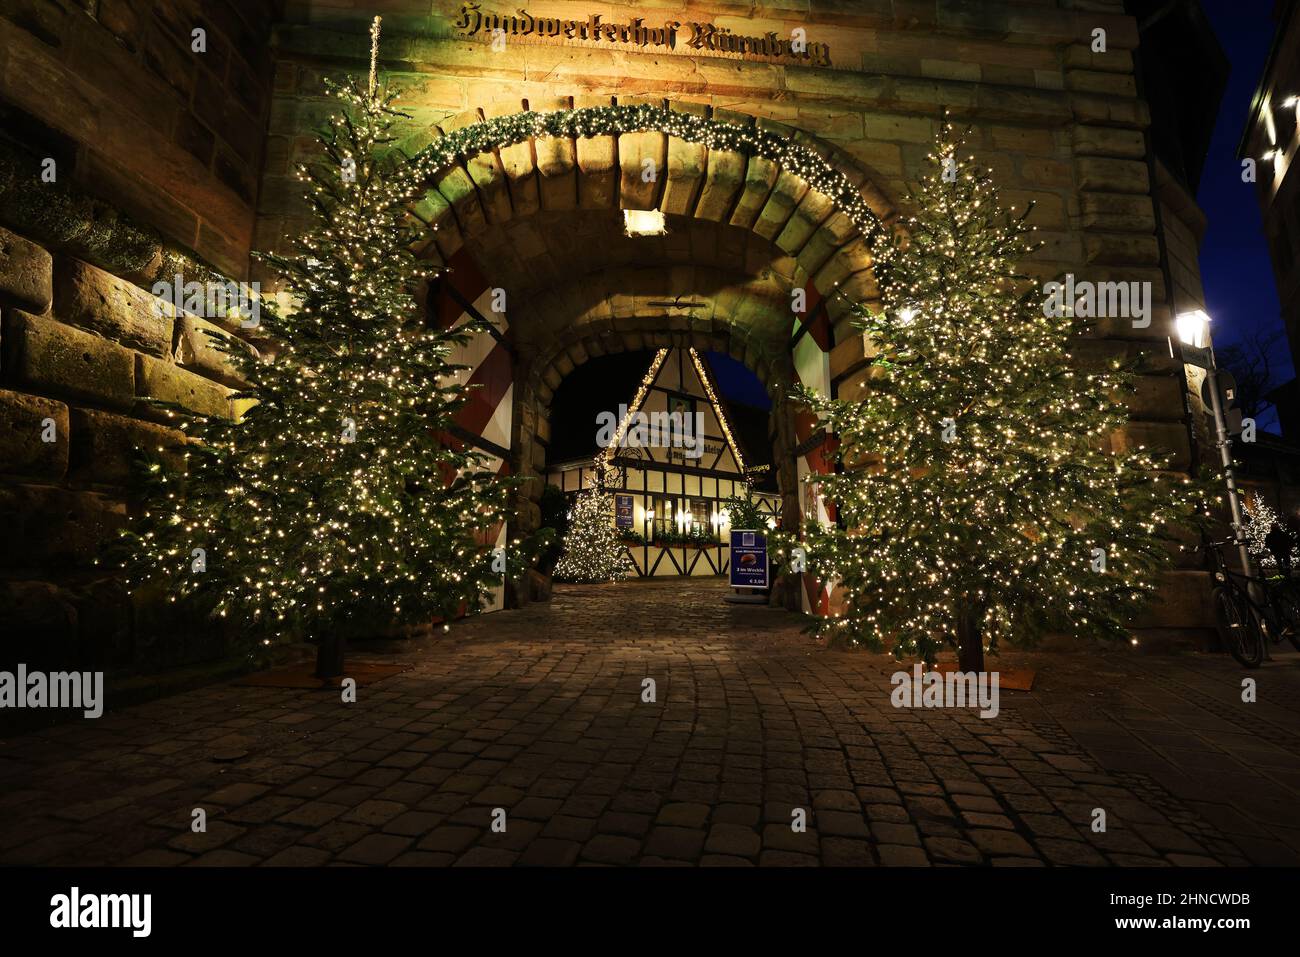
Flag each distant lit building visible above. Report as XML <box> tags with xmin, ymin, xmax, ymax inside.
<box><xmin>546</xmin><ymin>347</ymin><xmax>779</xmax><ymax>578</ymax></box>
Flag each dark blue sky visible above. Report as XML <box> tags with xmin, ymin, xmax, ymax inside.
<box><xmin>1197</xmin><ymin>1</ymin><xmax>1289</xmax><ymax>381</ymax></box>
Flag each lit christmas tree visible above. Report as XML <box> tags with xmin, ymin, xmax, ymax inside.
<box><xmin>553</xmin><ymin>484</ymin><xmax>633</xmax><ymax>584</ymax></box>
<box><xmin>1243</xmin><ymin>497</ymin><xmax>1299</xmax><ymax>573</ymax></box>
<box><xmin>788</xmin><ymin>125</ymin><xmax>1200</xmax><ymax>670</ymax></box>
<box><xmin>122</xmin><ymin>19</ymin><xmax>511</xmax><ymax>676</ymax></box>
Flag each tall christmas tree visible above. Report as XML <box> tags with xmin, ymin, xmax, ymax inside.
<box><xmin>553</xmin><ymin>484</ymin><xmax>632</xmax><ymax>584</ymax></box>
<box><xmin>789</xmin><ymin>125</ymin><xmax>1200</xmax><ymax>670</ymax></box>
<box><xmin>122</xmin><ymin>18</ymin><xmax>510</xmax><ymax>676</ymax></box>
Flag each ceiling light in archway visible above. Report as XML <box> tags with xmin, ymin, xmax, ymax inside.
<box><xmin>623</xmin><ymin>209</ymin><xmax>667</xmax><ymax>237</ymax></box>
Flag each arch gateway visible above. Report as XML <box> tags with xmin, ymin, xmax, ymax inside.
<box><xmin>0</xmin><ymin>0</ymin><xmax>1223</xmax><ymax>669</ymax></box>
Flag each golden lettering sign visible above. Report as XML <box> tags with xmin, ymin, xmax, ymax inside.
<box><xmin>452</xmin><ymin>2</ymin><xmax>832</xmax><ymax>67</ymax></box>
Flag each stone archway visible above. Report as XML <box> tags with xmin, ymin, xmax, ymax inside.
<box><xmin>405</xmin><ymin>99</ymin><xmax>897</xmax><ymax>608</ymax></box>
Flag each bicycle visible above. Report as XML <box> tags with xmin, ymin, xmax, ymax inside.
<box><xmin>1199</xmin><ymin>538</ymin><xmax>1300</xmax><ymax>668</ymax></box>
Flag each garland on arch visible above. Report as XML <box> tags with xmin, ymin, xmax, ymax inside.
<box><xmin>409</xmin><ymin>103</ymin><xmax>886</xmax><ymax>241</ymax></box>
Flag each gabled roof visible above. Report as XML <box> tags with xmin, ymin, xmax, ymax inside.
<box><xmin>597</xmin><ymin>346</ymin><xmax>747</xmax><ymax>474</ymax></box>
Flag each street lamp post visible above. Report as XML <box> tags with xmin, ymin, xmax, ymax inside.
<box><xmin>1175</xmin><ymin>309</ymin><xmax>1254</xmax><ymax>578</ymax></box>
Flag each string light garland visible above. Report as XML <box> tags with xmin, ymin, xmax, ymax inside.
<box><xmin>688</xmin><ymin>347</ymin><xmax>746</xmax><ymax>473</ymax></box>
<box><xmin>412</xmin><ymin>104</ymin><xmax>886</xmax><ymax>242</ymax></box>
<box><xmin>597</xmin><ymin>348</ymin><xmax>668</xmax><ymax>477</ymax></box>
<box><xmin>773</xmin><ymin>122</ymin><xmax>1208</xmax><ymax>667</ymax></box>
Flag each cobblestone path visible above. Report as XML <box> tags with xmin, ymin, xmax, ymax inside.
<box><xmin>2</xmin><ymin>578</ymin><xmax>1298</xmax><ymax>866</ymax></box>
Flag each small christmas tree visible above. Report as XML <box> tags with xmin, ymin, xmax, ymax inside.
<box><xmin>122</xmin><ymin>18</ymin><xmax>510</xmax><ymax>676</ymax></box>
<box><xmin>554</xmin><ymin>485</ymin><xmax>633</xmax><ymax>584</ymax></box>
<box><xmin>788</xmin><ymin>124</ymin><xmax>1200</xmax><ymax>670</ymax></box>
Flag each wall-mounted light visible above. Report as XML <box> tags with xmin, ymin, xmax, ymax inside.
<box><xmin>623</xmin><ymin>209</ymin><xmax>667</xmax><ymax>237</ymax></box>
<box><xmin>1175</xmin><ymin>309</ymin><xmax>1211</xmax><ymax>350</ymax></box>
<box><xmin>1281</xmin><ymin>95</ymin><xmax>1299</xmax><ymax>110</ymax></box>
<box><xmin>645</xmin><ymin>509</ymin><xmax>655</xmax><ymax>521</ymax></box>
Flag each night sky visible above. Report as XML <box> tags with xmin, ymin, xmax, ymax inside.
<box><xmin>1197</xmin><ymin>2</ymin><xmax>1290</xmax><ymax>416</ymax></box>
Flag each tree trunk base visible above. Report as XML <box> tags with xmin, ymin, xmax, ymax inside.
<box><xmin>957</xmin><ymin>607</ymin><xmax>985</xmax><ymax>673</ymax></box>
<box><xmin>315</xmin><ymin>634</ymin><xmax>346</xmax><ymax>680</ymax></box>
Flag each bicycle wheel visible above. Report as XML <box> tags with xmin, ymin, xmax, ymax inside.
<box><xmin>1211</xmin><ymin>586</ymin><xmax>1265</xmax><ymax>668</ymax></box>
<box><xmin>1269</xmin><ymin>584</ymin><xmax>1300</xmax><ymax>652</ymax></box>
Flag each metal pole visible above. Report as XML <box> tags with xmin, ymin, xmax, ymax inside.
<box><xmin>1204</xmin><ymin>356</ymin><xmax>1254</xmax><ymax>579</ymax></box>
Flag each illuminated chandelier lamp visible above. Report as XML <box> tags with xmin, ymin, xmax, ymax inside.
<box><xmin>623</xmin><ymin>208</ymin><xmax>667</xmax><ymax>237</ymax></box>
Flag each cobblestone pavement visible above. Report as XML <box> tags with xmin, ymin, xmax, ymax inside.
<box><xmin>2</xmin><ymin>578</ymin><xmax>1299</xmax><ymax>867</ymax></box>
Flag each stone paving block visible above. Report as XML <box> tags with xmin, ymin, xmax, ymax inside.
<box><xmin>263</xmin><ymin>847</ymin><xmax>332</xmax><ymax>866</ymax></box>
<box><xmin>416</xmin><ymin>825</ymin><xmax>479</xmax><ymax>854</ymax></box>
<box><xmin>277</xmin><ymin>801</ymin><xmax>347</xmax><ymax>828</ymax></box>
<box><xmin>581</xmin><ymin>834</ymin><xmax>641</xmax><ymax>864</ymax></box>
<box><xmin>704</xmin><ymin>824</ymin><xmax>761</xmax><ymax>859</ymax></box>
<box><xmin>518</xmin><ymin>839</ymin><xmax>581</xmax><ymax>867</ymax></box>
<box><xmin>821</xmin><ymin>837</ymin><xmax>875</xmax><ymax>866</ymax></box>
<box><xmin>656</xmin><ymin>802</ymin><xmax>710</xmax><ymax>828</ymax></box>
<box><xmin>759</xmin><ymin>850</ymin><xmax>819</xmax><ymax>866</ymax></box>
<box><xmin>644</xmin><ymin>826</ymin><xmax>705</xmax><ymax>861</ymax></box>
<box><xmin>969</xmin><ymin>829</ymin><xmax>1038</xmax><ymax>857</ymax></box>
<box><xmin>339</xmin><ymin>833</ymin><xmax>414</xmax><ymax>865</ymax></box>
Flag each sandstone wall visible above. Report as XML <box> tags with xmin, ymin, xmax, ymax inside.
<box><xmin>0</xmin><ymin>0</ymin><xmax>280</xmax><ymax>276</ymax></box>
<box><xmin>0</xmin><ymin>212</ymin><xmax>252</xmax><ymax>672</ymax></box>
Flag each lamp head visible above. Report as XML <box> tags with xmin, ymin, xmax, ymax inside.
<box><xmin>1175</xmin><ymin>309</ymin><xmax>1211</xmax><ymax>349</ymax></box>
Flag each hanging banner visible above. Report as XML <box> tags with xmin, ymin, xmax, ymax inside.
<box><xmin>615</xmin><ymin>494</ymin><xmax>634</xmax><ymax>529</ymax></box>
<box><xmin>729</xmin><ymin>530</ymin><xmax>769</xmax><ymax>589</ymax></box>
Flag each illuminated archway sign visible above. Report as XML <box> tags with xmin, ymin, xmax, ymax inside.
<box><xmin>453</xmin><ymin>2</ymin><xmax>833</xmax><ymax>67</ymax></box>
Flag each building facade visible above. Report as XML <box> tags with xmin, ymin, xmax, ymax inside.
<box><xmin>546</xmin><ymin>346</ymin><xmax>780</xmax><ymax>577</ymax></box>
<box><xmin>0</xmin><ymin>0</ymin><xmax>1230</xmax><ymax>669</ymax></box>
<box><xmin>1240</xmin><ymin>2</ymin><xmax>1299</xmax><ymax>398</ymax></box>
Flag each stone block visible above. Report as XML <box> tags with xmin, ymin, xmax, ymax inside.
<box><xmin>0</xmin><ymin>226</ymin><xmax>53</xmax><ymax>313</ymax></box>
<box><xmin>1080</xmin><ymin>192</ymin><xmax>1157</xmax><ymax>232</ymax></box>
<box><xmin>1076</xmin><ymin>158</ymin><xmax>1150</xmax><ymax>194</ymax></box>
<box><xmin>0</xmin><ymin>581</ymin><xmax>79</xmax><ymax>672</ymax></box>
<box><xmin>1084</xmin><ymin>232</ymin><xmax>1161</xmax><ymax>266</ymax></box>
<box><xmin>176</xmin><ymin>314</ymin><xmax>253</xmax><ymax>386</ymax></box>
<box><xmin>69</xmin><ymin>408</ymin><xmax>186</xmax><ymax>486</ymax></box>
<box><xmin>1072</xmin><ymin>125</ymin><xmax>1146</xmax><ymax>159</ymax></box>
<box><xmin>0</xmin><ymin>484</ymin><xmax>126</xmax><ymax>572</ymax></box>
<box><xmin>54</xmin><ymin>258</ymin><xmax>174</xmax><ymax>356</ymax></box>
<box><xmin>135</xmin><ymin>353</ymin><xmax>232</xmax><ymax>420</ymax></box>
<box><xmin>1123</xmin><ymin>375</ymin><xmax>1185</xmax><ymax>422</ymax></box>
<box><xmin>2</xmin><ymin>309</ymin><xmax>136</xmax><ymax>409</ymax></box>
<box><xmin>0</xmin><ymin>388</ymin><xmax>68</xmax><ymax>481</ymax></box>
<box><xmin>829</xmin><ymin>332</ymin><xmax>878</xmax><ymax>383</ymax></box>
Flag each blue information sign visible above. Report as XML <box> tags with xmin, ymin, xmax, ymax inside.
<box><xmin>729</xmin><ymin>530</ymin><xmax>769</xmax><ymax>589</ymax></box>
<box><xmin>614</xmin><ymin>494</ymin><xmax>633</xmax><ymax>529</ymax></box>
